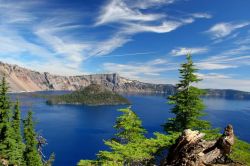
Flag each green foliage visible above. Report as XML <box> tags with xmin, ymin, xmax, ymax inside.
<box><xmin>46</xmin><ymin>84</ymin><xmax>130</xmax><ymax>106</ymax></box>
<box><xmin>230</xmin><ymin>138</ymin><xmax>250</xmax><ymax>166</ymax></box>
<box><xmin>97</xmin><ymin>107</ymin><xmax>149</xmax><ymax>164</ymax></box>
<box><xmin>114</xmin><ymin>107</ymin><xmax>146</xmax><ymax>143</ymax></box>
<box><xmin>0</xmin><ymin>76</ymin><xmax>21</xmax><ymax>165</ymax></box>
<box><xmin>79</xmin><ymin>107</ymin><xmax>179</xmax><ymax>165</ymax></box>
<box><xmin>164</xmin><ymin>54</ymin><xmax>211</xmax><ymax>132</ymax></box>
<box><xmin>12</xmin><ymin>101</ymin><xmax>25</xmax><ymax>165</ymax></box>
<box><xmin>23</xmin><ymin>111</ymin><xmax>43</xmax><ymax>166</ymax></box>
<box><xmin>0</xmin><ymin>76</ymin><xmax>49</xmax><ymax>165</ymax></box>
<box><xmin>77</xmin><ymin>160</ymin><xmax>99</xmax><ymax>166</ymax></box>
<box><xmin>98</xmin><ymin>132</ymin><xmax>178</xmax><ymax>165</ymax></box>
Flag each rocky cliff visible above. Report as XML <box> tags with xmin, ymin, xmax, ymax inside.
<box><xmin>0</xmin><ymin>61</ymin><xmax>175</xmax><ymax>94</ymax></box>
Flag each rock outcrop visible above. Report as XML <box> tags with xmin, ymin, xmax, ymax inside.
<box><xmin>0</xmin><ymin>61</ymin><xmax>175</xmax><ymax>93</ymax></box>
<box><xmin>162</xmin><ymin>125</ymin><xmax>243</xmax><ymax>166</ymax></box>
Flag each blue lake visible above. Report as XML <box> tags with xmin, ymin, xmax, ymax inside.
<box><xmin>10</xmin><ymin>92</ymin><xmax>250</xmax><ymax>166</ymax></box>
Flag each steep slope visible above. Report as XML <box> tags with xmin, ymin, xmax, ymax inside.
<box><xmin>0</xmin><ymin>61</ymin><xmax>175</xmax><ymax>93</ymax></box>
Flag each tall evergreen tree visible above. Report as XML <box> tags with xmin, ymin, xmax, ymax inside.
<box><xmin>113</xmin><ymin>107</ymin><xmax>146</xmax><ymax>143</ymax></box>
<box><xmin>164</xmin><ymin>54</ymin><xmax>211</xmax><ymax>132</ymax></box>
<box><xmin>23</xmin><ymin>111</ymin><xmax>43</xmax><ymax>166</ymax></box>
<box><xmin>97</xmin><ymin>107</ymin><xmax>147</xmax><ymax>164</ymax></box>
<box><xmin>0</xmin><ymin>76</ymin><xmax>18</xmax><ymax>164</ymax></box>
<box><xmin>12</xmin><ymin>101</ymin><xmax>25</xmax><ymax>165</ymax></box>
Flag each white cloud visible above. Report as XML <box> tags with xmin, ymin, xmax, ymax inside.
<box><xmin>191</xmin><ymin>13</ymin><xmax>212</xmax><ymax>19</ymax></box>
<box><xmin>96</xmin><ymin>0</ymin><xmax>211</xmax><ymax>37</ymax></box>
<box><xmin>90</xmin><ymin>34</ymin><xmax>131</xmax><ymax>57</ymax></box>
<box><xmin>127</xmin><ymin>0</ymin><xmax>175</xmax><ymax>9</ymax></box>
<box><xmin>0</xmin><ymin>1</ymin><xmax>90</xmax><ymax>75</ymax></box>
<box><xmin>195</xmin><ymin>45</ymin><xmax>250</xmax><ymax>70</ymax></box>
<box><xmin>35</xmin><ymin>26</ymin><xmax>88</xmax><ymax>64</ymax></box>
<box><xmin>103</xmin><ymin>58</ymin><xmax>177</xmax><ymax>79</ymax></box>
<box><xmin>151</xmin><ymin>58</ymin><xmax>168</xmax><ymax>65</ymax></box>
<box><xmin>95</xmin><ymin>0</ymin><xmax>164</xmax><ymax>26</ymax></box>
<box><xmin>196</xmin><ymin>73</ymin><xmax>231</xmax><ymax>79</ymax></box>
<box><xmin>0</xmin><ymin>0</ymin><xmax>213</xmax><ymax>76</ymax></box>
<box><xmin>196</xmin><ymin>62</ymin><xmax>237</xmax><ymax>70</ymax></box>
<box><xmin>100</xmin><ymin>51</ymin><xmax>156</xmax><ymax>58</ymax></box>
<box><xmin>170</xmin><ymin>47</ymin><xmax>208</xmax><ymax>56</ymax></box>
<box><xmin>0</xmin><ymin>0</ymin><xmax>135</xmax><ymax>75</ymax></box>
<box><xmin>206</xmin><ymin>22</ymin><xmax>250</xmax><ymax>39</ymax></box>
<box><xmin>122</xmin><ymin>21</ymin><xmax>184</xmax><ymax>34</ymax></box>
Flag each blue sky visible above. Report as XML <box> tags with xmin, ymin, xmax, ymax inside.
<box><xmin>0</xmin><ymin>0</ymin><xmax>250</xmax><ymax>91</ymax></box>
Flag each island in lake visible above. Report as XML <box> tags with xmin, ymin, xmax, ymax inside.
<box><xmin>46</xmin><ymin>84</ymin><xmax>130</xmax><ymax>106</ymax></box>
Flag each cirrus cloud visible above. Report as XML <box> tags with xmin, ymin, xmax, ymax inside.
<box><xmin>206</xmin><ymin>22</ymin><xmax>250</xmax><ymax>39</ymax></box>
<box><xmin>170</xmin><ymin>47</ymin><xmax>208</xmax><ymax>56</ymax></box>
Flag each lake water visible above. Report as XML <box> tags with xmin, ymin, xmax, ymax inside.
<box><xmin>10</xmin><ymin>92</ymin><xmax>250</xmax><ymax>166</ymax></box>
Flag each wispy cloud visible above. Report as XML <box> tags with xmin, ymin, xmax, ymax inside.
<box><xmin>121</xmin><ymin>21</ymin><xmax>185</xmax><ymax>34</ymax></box>
<box><xmin>127</xmin><ymin>0</ymin><xmax>175</xmax><ymax>9</ymax></box>
<box><xmin>95</xmin><ymin>0</ymin><xmax>211</xmax><ymax>47</ymax></box>
<box><xmin>0</xmin><ymin>0</ymin><xmax>212</xmax><ymax>75</ymax></box>
<box><xmin>103</xmin><ymin>58</ymin><xmax>177</xmax><ymax>80</ymax></box>
<box><xmin>191</xmin><ymin>13</ymin><xmax>212</xmax><ymax>19</ymax></box>
<box><xmin>170</xmin><ymin>47</ymin><xmax>208</xmax><ymax>56</ymax></box>
<box><xmin>0</xmin><ymin>1</ymin><xmax>90</xmax><ymax>75</ymax></box>
<box><xmin>206</xmin><ymin>22</ymin><xmax>250</xmax><ymax>39</ymax></box>
<box><xmin>100</xmin><ymin>51</ymin><xmax>156</xmax><ymax>58</ymax></box>
<box><xmin>196</xmin><ymin>73</ymin><xmax>231</xmax><ymax>79</ymax></box>
<box><xmin>89</xmin><ymin>34</ymin><xmax>131</xmax><ymax>57</ymax></box>
<box><xmin>95</xmin><ymin>0</ymin><xmax>165</xmax><ymax>26</ymax></box>
<box><xmin>196</xmin><ymin>62</ymin><xmax>237</xmax><ymax>70</ymax></box>
<box><xmin>195</xmin><ymin>45</ymin><xmax>250</xmax><ymax>70</ymax></box>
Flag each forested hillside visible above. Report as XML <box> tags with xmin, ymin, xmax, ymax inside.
<box><xmin>46</xmin><ymin>84</ymin><xmax>130</xmax><ymax>105</ymax></box>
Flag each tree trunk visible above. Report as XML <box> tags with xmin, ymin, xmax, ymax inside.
<box><xmin>161</xmin><ymin>125</ymin><xmax>244</xmax><ymax>166</ymax></box>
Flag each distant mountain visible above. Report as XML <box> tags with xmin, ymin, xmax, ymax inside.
<box><xmin>1</xmin><ymin>61</ymin><xmax>250</xmax><ymax>100</ymax></box>
<box><xmin>0</xmin><ymin>61</ymin><xmax>175</xmax><ymax>94</ymax></box>
<box><xmin>205</xmin><ymin>89</ymin><xmax>250</xmax><ymax>100</ymax></box>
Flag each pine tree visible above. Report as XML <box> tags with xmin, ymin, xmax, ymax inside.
<box><xmin>0</xmin><ymin>76</ymin><xmax>18</xmax><ymax>164</ymax></box>
<box><xmin>113</xmin><ymin>107</ymin><xmax>146</xmax><ymax>143</ymax></box>
<box><xmin>12</xmin><ymin>101</ymin><xmax>25</xmax><ymax>165</ymax></box>
<box><xmin>164</xmin><ymin>54</ymin><xmax>211</xmax><ymax>132</ymax></box>
<box><xmin>87</xmin><ymin>108</ymin><xmax>179</xmax><ymax>165</ymax></box>
<box><xmin>96</xmin><ymin>107</ymin><xmax>147</xmax><ymax>164</ymax></box>
<box><xmin>23</xmin><ymin>111</ymin><xmax>43</xmax><ymax>166</ymax></box>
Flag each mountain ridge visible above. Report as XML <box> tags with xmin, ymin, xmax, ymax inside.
<box><xmin>0</xmin><ymin>61</ymin><xmax>175</xmax><ymax>94</ymax></box>
<box><xmin>1</xmin><ymin>61</ymin><xmax>250</xmax><ymax>100</ymax></box>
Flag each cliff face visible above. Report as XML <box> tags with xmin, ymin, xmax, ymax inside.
<box><xmin>0</xmin><ymin>62</ymin><xmax>175</xmax><ymax>94</ymax></box>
